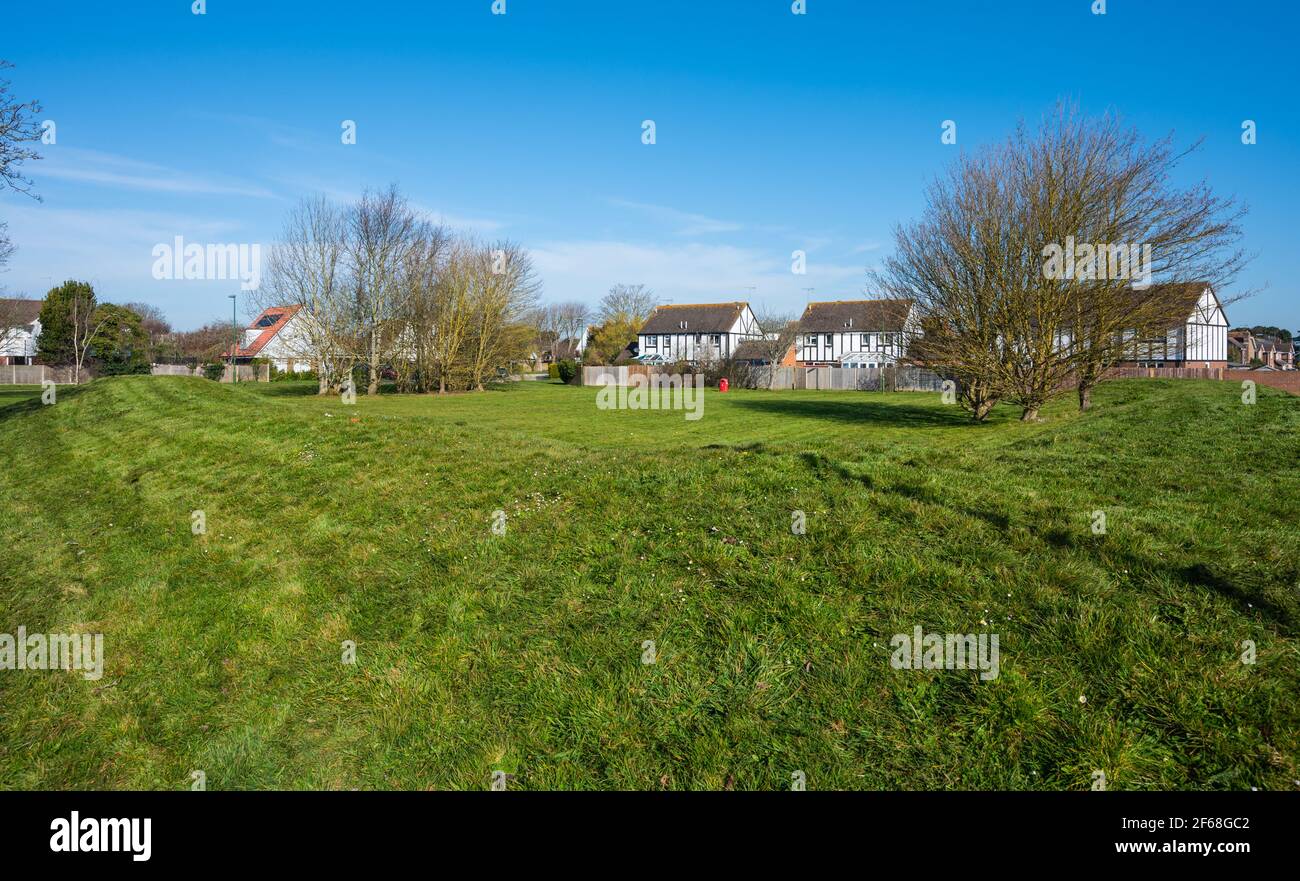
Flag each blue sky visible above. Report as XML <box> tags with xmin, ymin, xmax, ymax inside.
<box><xmin>2</xmin><ymin>0</ymin><xmax>1296</xmax><ymax>330</ymax></box>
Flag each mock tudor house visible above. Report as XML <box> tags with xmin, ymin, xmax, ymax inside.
<box><xmin>223</xmin><ymin>305</ymin><xmax>315</xmax><ymax>373</ymax></box>
<box><xmin>1118</xmin><ymin>282</ymin><xmax>1229</xmax><ymax>369</ymax></box>
<box><xmin>796</xmin><ymin>298</ymin><xmax>918</xmax><ymax>367</ymax></box>
<box><xmin>0</xmin><ymin>298</ymin><xmax>42</xmax><ymax>366</ymax></box>
<box><xmin>637</xmin><ymin>302</ymin><xmax>761</xmax><ymax>363</ymax></box>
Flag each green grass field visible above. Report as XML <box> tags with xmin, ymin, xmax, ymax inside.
<box><xmin>1</xmin><ymin>376</ymin><xmax>1297</xmax><ymax>790</ymax></box>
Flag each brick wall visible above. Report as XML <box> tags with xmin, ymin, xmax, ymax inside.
<box><xmin>1226</xmin><ymin>369</ymin><xmax>1300</xmax><ymax>395</ymax></box>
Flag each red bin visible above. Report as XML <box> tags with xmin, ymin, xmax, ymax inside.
<box><xmin>719</xmin><ymin>378</ymin><xmax>729</xmax><ymax>392</ymax></box>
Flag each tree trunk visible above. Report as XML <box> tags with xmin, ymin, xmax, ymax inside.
<box><xmin>367</xmin><ymin>331</ymin><xmax>380</xmax><ymax>396</ymax></box>
<box><xmin>1021</xmin><ymin>406</ymin><xmax>1041</xmax><ymax>422</ymax></box>
<box><xmin>1078</xmin><ymin>383</ymin><xmax>1093</xmax><ymax>411</ymax></box>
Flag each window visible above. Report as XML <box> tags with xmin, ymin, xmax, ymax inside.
<box><xmin>644</xmin><ymin>336</ymin><xmax>656</xmax><ymax>349</ymax></box>
<box><xmin>256</xmin><ymin>313</ymin><xmax>282</xmax><ymax>328</ymax></box>
<box><xmin>662</xmin><ymin>335</ymin><xmax>670</xmax><ymax>347</ymax></box>
<box><xmin>824</xmin><ymin>334</ymin><xmax>833</xmax><ymax>347</ymax></box>
<box><xmin>709</xmin><ymin>334</ymin><xmax>721</xmax><ymax>347</ymax></box>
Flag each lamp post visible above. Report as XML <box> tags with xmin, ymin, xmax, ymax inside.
<box><xmin>228</xmin><ymin>293</ymin><xmax>237</xmax><ymax>384</ymax></box>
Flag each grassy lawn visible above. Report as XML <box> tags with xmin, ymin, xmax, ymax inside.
<box><xmin>0</xmin><ymin>375</ymin><xmax>1297</xmax><ymax>790</ymax></box>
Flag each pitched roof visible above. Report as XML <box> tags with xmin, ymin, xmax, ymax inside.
<box><xmin>1128</xmin><ymin>281</ymin><xmax>1216</xmax><ymax>330</ymax></box>
<box><xmin>224</xmin><ymin>305</ymin><xmax>301</xmax><ymax>358</ymax></box>
<box><xmin>731</xmin><ymin>340</ymin><xmax>773</xmax><ymax>362</ymax></box>
<box><xmin>0</xmin><ymin>298</ymin><xmax>43</xmax><ymax>327</ymax></box>
<box><xmin>797</xmin><ymin>299</ymin><xmax>912</xmax><ymax>333</ymax></box>
<box><xmin>640</xmin><ymin>302</ymin><xmax>747</xmax><ymax>334</ymax></box>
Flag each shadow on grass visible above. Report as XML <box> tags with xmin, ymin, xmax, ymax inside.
<box><xmin>798</xmin><ymin>446</ymin><xmax>1298</xmax><ymax>635</ymax></box>
<box><xmin>248</xmin><ymin>382</ymin><xmax>323</xmax><ymax>398</ymax></box>
<box><xmin>731</xmin><ymin>395</ymin><xmax>978</xmax><ymax>428</ymax></box>
<box><xmin>0</xmin><ymin>383</ymin><xmax>95</xmax><ymax>422</ymax></box>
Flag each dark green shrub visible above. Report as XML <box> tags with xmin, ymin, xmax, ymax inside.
<box><xmin>202</xmin><ymin>362</ymin><xmax>225</xmax><ymax>382</ymax></box>
<box><xmin>556</xmin><ymin>359</ymin><xmax>577</xmax><ymax>384</ymax></box>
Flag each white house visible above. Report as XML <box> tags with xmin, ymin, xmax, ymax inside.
<box><xmin>224</xmin><ymin>305</ymin><xmax>316</xmax><ymax>372</ymax></box>
<box><xmin>1119</xmin><ymin>282</ymin><xmax>1229</xmax><ymax>369</ymax></box>
<box><xmin>796</xmin><ymin>299</ymin><xmax>918</xmax><ymax>367</ymax></box>
<box><xmin>0</xmin><ymin>298</ymin><xmax>42</xmax><ymax>366</ymax></box>
<box><xmin>637</xmin><ymin>302</ymin><xmax>762</xmax><ymax>363</ymax></box>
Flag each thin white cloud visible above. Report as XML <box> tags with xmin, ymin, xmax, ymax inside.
<box><xmin>608</xmin><ymin>199</ymin><xmax>744</xmax><ymax>236</ymax></box>
<box><xmin>33</xmin><ymin>148</ymin><xmax>276</xmax><ymax>199</ymax></box>
<box><xmin>1</xmin><ymin>201</ymin><xmax>264</xmax><ymax>325</ymax></box>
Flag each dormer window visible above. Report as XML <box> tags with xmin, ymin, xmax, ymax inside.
<box><xmin>679</xmin><ymin>320</ymin><xmax>688</xmax><ymax>330</ymax></box>
<box><xmin>844</xmin><ymin>318</ymin><xmax>853</xmax><ymax>328</ymax></box>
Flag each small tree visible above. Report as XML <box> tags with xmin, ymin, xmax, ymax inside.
<box><xmin>91</xmin><ymin>304</ymin><xmax>151</xmax><ymax>375</ymax></box>
<box><xmin>38</xmin><ymin>280</ymin><xmax>108</xmax><ymax>381</ymax></box>
<box><xmin>752</xmin><ymin>308</ymin><xmax>799</xmax><ymax>389</ymax></box>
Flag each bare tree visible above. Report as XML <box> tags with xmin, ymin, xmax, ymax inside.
<box><xmin>464</xmin><ymin>241</ymin><xmax>541</xmax><ymax>390</ymax></box>
<box><xmin>121</xmin><ymin>301</ymin><xmax>172</xmax><ymax>354</ymax></box>
<box><xmin>1026</xmin><ymin>108</ymin><xmax>1249</xmax><ymax>410</ymax></box>
<box><xmin>874</xmin><ymin>147</ymin><xmax>1019</xmax><ymax>420</ymax></box>
<box><xmin>752</xmin><ymin>308</ymin><xmax>799</xmax><ymax>389</ymax></box>
<box><xmin>554</xmin><ymin>301</ymin><xmax>590</xmax><ymax>346</ymax></box>
<box><xmin>426</xmin><ymin>237</ymin><xmax>477</xmax><ymax>392</ymax></box>
<box><xmin>167</xmin><ymin>319</ymin><xmax>237</xmax><ymax>364</ymax></box>
<box><xmin>877</xmin><ymin>101</ymin><xmax>1248</xmax><ymax>420</ymax></box>
<box><xmin>394</xmin><ymin>224</ymin><xmax>452</xmax><ymax>393</ymax></box>
<box><xmin>263</xmin><ymin>195</ymin><xmax>354</xmax><ymax>394</ymax></box>
<box><xmin>532</xmin><ymin>303</ymin><xmax>561</xmax><ymax>359</ymax></box>
<box><xmin>349</xmin><ymin>186</ymin><xmax>421</xmax><ymax>395</ymax></box>
<box><xmin>70</xmin><ymin>292</ymin><xmax>108</xmax><ymax>384</ymax></box>
<box><xmin>597</xmin><ymin>284</ymin><xmax>656</xmax><ymax>326</ymax></box>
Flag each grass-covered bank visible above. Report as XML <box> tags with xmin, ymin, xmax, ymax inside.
<box><xmin>1</xmin><ymin>377</ymin><xmax>1297</xmax><ymax>789</ymax></box>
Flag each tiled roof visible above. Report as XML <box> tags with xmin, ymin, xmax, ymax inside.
<box><xmin>0</xmin><ymin>298</ymin><xmax>43</xmax><ymax>327</ymax></box>
<box><xmin>797</xmin><ymin>299</ymin><xmax>912</xmax><ymax>333</ymax></box>
<box><xmin>640</xmin><ymin>302</ymin><xmax>747</xmax><ymax>334</ymax></box>
<box><xmin>224</xmin><ymin>305</ymin><xmax>301</xmax><ymax>358</ymax></box>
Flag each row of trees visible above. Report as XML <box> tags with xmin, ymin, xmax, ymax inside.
<box><xmin>261</xmin><ymin>187</ymin><xmax>541</xmax><ymax>395</ymax></box>
<box><xmin>876</xmin><ymin>102</ymin><xmax>1248</xmax><ymax>420</ymax></box>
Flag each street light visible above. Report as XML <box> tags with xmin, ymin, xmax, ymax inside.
<box><xmin>228</xmin><ymin>294</ymin><xmax>237</xmax><ymax>384</ymax></box>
